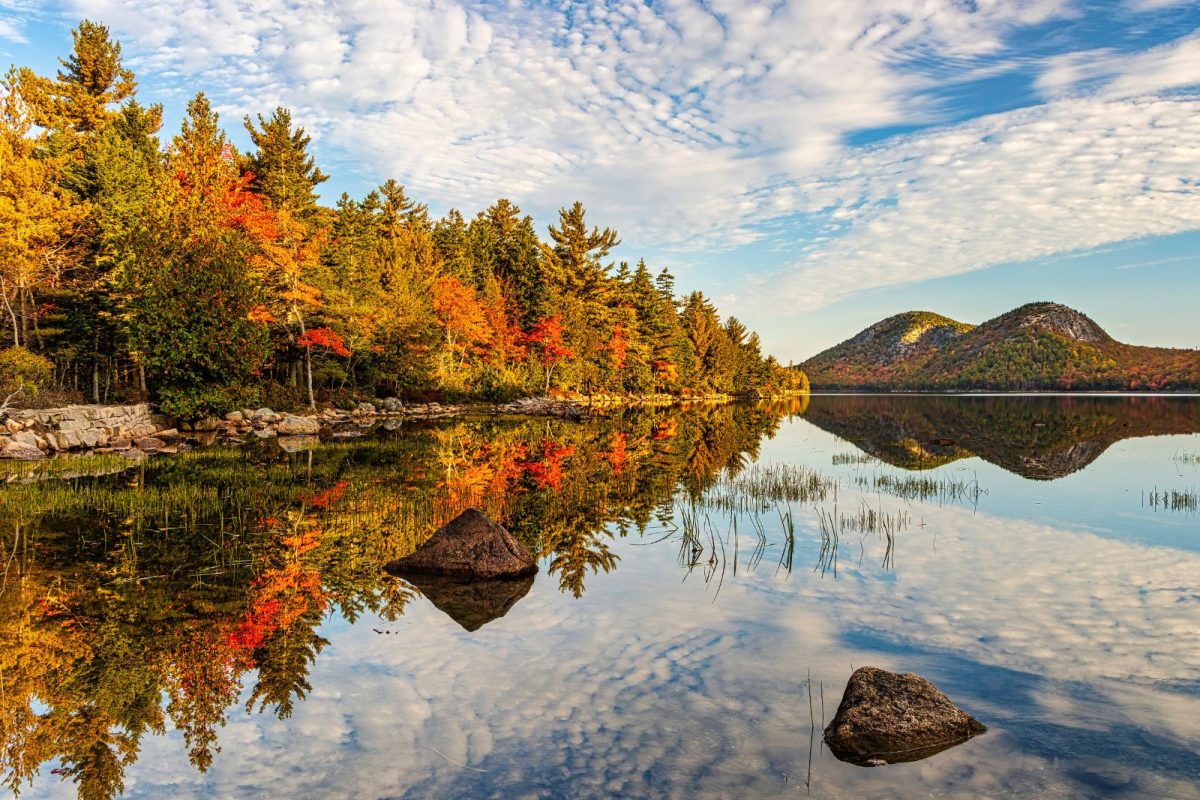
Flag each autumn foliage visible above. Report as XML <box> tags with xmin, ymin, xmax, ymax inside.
<box><xmin>0</xmin><ymin>21</ymin><xmax>807</xmax><ymax>419</ymax></box>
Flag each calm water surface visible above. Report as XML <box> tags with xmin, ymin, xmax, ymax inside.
<box><xmin>3</xmin><ymin>395</ymin><xmax>1198</xmax><ymax>799</ymax></box>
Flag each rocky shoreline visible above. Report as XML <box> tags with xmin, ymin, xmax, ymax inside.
<box><xmin>0</xmin><ymin>393</ymin><xmax>747</xmax><ymax>461</ymax></box>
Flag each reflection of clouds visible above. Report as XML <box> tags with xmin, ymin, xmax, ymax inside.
<box><xmin>798</xmin><ymin>503</ymin><xmax>1200</xmax><ymax>691</ymax></box>
<box><xmin>30</xmin><ymin>469</ymin><xmax>1200</xmax><ymax>798</ymax></box>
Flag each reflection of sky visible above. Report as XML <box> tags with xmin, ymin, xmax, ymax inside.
<box><xmin>28</xmin><ymin>420</ymin><xmax>1200</xmax><ymax>799</ymax></box>
<box><xmin>776</xmin><ymin>417</ymin><xmax>1200</xmax><ymax>553</ymax></box>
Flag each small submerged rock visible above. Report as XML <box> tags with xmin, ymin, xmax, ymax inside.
<box><xmin>134</xmin><ymin>436</ymin><xmax>167</xmax><ymax>452</ymax></box>
<box><xmin>385</xmin><ymin>508</ymin><xmax>537</xmax><ymax>579</ymax></box>
<box><xmin>824</xmin><ymin>666</ymin><xmax>986</xmax><ymax>766</ymax></box>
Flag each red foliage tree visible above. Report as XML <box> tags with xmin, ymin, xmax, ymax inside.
<box><xmin>524</xmin><ymin>315</ymin><xmax>574</xmax><ymax>392</ymax></box>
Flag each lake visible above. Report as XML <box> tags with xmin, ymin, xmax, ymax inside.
<box><xmin>2</xmin><ymin>394</ymin><xmax>1198</xmax><ymax>799</ymax></box>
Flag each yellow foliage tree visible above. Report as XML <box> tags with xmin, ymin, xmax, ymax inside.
<box><xmin>0</xmin><ymin>70</ymin><xmax>86</xmax><ymax>348</ymax></box>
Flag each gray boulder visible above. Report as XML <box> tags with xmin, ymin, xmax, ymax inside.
<box><xmin>13</xmin><ymin>430</ymin><xmax>41</xmax><ymax>448</ymax></box>
<box><xmin>385</xmin><ymin>508</ymin><xmax>537</xmax><ymax>579</ymax></box>
<box><xmin>356</xmin><ymin>402</ymin><xmax>377</xmax><ymax>414</ymax></box>
<box><xmin>252</xmin><ymin>407</ymin><xmax>280</xmax><ymax>423</ymax></box>
<box><xmin>1</xmin><ymin>441</ymin><xmax>45</xmax><ymax>461</ymax></box>
<box><xmin>381</xmin><ymin>397</ymin><xmax>404</xmax><ymax>412</ymax></box>
<box><xmin>824</xmin><ymin>666</ymin><xmax>986</xmax><ymax>766</ymax></box>
<box><xmin>276</xmin><ymin>415</ymin><xmax>320</xmax><ymax>435</ymax></box>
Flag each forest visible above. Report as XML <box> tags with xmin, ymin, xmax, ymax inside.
<box><xmin>0</xmin><ymin>22</ymin><xmax>806</xmax><ymax>419</ymax></box>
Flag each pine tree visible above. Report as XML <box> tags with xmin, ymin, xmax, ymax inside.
<box><xmin>433</xmin><ymin>209</ymin><xmax>473</xmax><ymax>282</ymax></box>
<box><xmin>541</xmin><ymin>201</ymin><xmax>620</xmax><ymax>299</ymax></box>
<box><xmin>243</xmin><ymin>107</ymin><xmax>328</xmax><ymax>214</ymax></box>
<box><xmin>680</xmin><ymin>292</ymin><xmax>735</xmax><ymax>392</ymax></box>
<box><xmin>17</xmin><ymin>20</ymin><xmax>136</xmax><ymax>136</ymax></box>
<box><xmin>478</xmin><ymin>199</ymin><xmax>547</xmax><ymax>324</ymax></box>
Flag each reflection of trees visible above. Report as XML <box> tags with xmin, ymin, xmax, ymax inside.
<box><xmin>539</xmin><ymin>519</ymin><xmax>620</xmax><ymax>599</ymax></box>
<box><xmin>0</xmin><ymin>402</ymin><xmax>799</xmax><ymax>798</ymax></box>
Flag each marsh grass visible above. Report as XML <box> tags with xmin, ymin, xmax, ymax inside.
<box><xmin>0</xmin><ymin>452</ymin><xmax>144</xmax><ymax>484</ymax></box>
<box><xmin>853</xmin><ymin>470</ymin><xmax>985</xmax><ymax>508</ymax></box>
<box><xmin>1143</xmin><ymin>487</ymin><xmax>1199</xmax><ymax>514</ymax></box>
<box><xmin>831</xmin><ymin>452</ymin><xmax>879</xmax><ymax>466</ymax></box>
<box><xmin>672</xmin><ymin>460</ymin><xmax>929</xmax><ymax>584</ymax></box>
<box><xmin>699</xmin><ymin>463</ymin><xmax>838</xmax><ymax>514</ymax></box>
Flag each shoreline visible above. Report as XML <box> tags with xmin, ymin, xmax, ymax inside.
<box><xmin>6</xmin><ymin>388</ymin><xmax>1194</xmax><ymax>463</ymax></box>
<box><xmin>0</xmin><ymin>393</ymin><xmax>788</xmax><ymax>462</ymax></box>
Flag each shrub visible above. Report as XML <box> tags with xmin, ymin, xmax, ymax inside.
<box><xmin>0</xmin><ymin>347</ymin><xmax>55</xmax><ymax>406</ymax></box>
<box><xmin>156</xmin><ymin>384</ymin><xmax>261</xmax><ymax>420</ymax></box>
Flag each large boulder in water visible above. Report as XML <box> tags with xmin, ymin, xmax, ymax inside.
<box><xmin>824</xmin><ymin>666</ymin><xmax>986</xmax><ymax>766</ymax></box>
<box><xmin>385</xmin><ymin>508</ymin><xmax>537</xmax><ymax>579</ymax></box>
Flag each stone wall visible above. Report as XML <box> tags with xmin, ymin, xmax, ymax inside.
<box><xmin>1</xmin><ymin>404</ymin><xmax>172</xmax><ymax>457</ymax></box>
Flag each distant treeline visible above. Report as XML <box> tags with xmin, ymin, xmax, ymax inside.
<box><xmin>0</xmin><ymin>21</ymin><xmax>807</xmax><ymax>417</ymax></box>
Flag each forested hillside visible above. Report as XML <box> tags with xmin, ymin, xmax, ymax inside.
<box><xmin>803</xmin><ymin>302</ymin><xmax>1200</xmax><ymax>391</ymax></box>
<box><xmin>0</xmin><ymin>22</ymin><xmax>805</xmax><ymax>418</ymax></box>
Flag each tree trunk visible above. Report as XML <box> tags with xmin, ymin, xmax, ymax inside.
<box><xmin>298</xmin><ymin>316</ymin><xmax>316</xmax><ymax>410</ymax></box>
<box><xmin>18</xmin><ymin>282</ymin><xmax>29</xmax><ymax>349</ymax></box>
<box><xmin>0</xmin><ymin>279</ymin><xmax>19</xmax><ymax>347</ymax></box>
<box><xmin>92</xmin><ymin>333</ymin><xmax>100</xmax><ymax>403</ymax></box>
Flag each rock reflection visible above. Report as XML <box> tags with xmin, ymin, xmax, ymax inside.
<box><xmin>398</xmin><ymin>575</ymin><xmax>535</xmax><ymax>632</ymax></box>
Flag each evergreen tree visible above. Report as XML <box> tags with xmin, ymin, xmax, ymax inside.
<box><xmin>541</xmin><ymin>201</ymin><xmax>620</xmax><ymax>299</ymax></box>
<box><xmin>18</xmin><ymin>20</ymin><xmax>136</xmax><ymax>136</ymax></box>
<box><xmin>680</xmin><ymin>291</ymin><xmax>736</xmax><ymax>392</ymax></box>
<box><xmin>243</xmin><ymin>107</ymin><xmax>328</xmax><ymax>214</ymax></box>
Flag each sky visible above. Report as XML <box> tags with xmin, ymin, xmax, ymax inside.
<box><xmin>1</xmin><ymin>0</ymin><xmax>1197</xmax><ymax>361</ymax></box>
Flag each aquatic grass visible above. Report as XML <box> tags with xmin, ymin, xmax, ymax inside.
<box><xmin>854</xmin><ymin>470</ymin><xmax>985</xmax><ymax>508</ymax></box>
<box><xmin>831</xmin><ymin>452</ymin><xmax>879</xmax><ymax>466</ymax></box>
<box><xmin>816</xmin><ymin>506</ymin><xmax>840</xmax><ymax>578</ymax></box>
<box><xmin>697</xmin><ymin>462</ymin><xmax>838</xmax><ymax>514</ymax></box>
<box><xmin>814</xmin><ymin>501</ymin><xmax>910</xmax><ymax>577</ymax></box>
<box><xmin>776</xmin><ymin>506</ymin><xmax>796</xmax><ymax>575</ymax></box>
<box><xmin>1142</xmin><ymin>487</ymin><xmax>1199</xmax><ymax>514</ymax></box>
<box><xmin>0</xmin><ymin>452</ymin><xmax>145</xmax><ymax>484</ymax></box>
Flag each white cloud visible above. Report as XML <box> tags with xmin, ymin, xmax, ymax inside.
<box><xmin>755</xmin><ymin>93</ymin><xmax>1200</xmax><ymax>313</ymax></box>
<box><xmin>62</xmin><ymin>1</ymin><xmax>1073</xmax><ymax>233</ymax></box>
<box><xmin>1037</xmin><ymin>34</ymin><xmax>1200</xmax><ymax>99</ymax></box>
<box><xmin>0</xmin><ymin>14</ymin><xmax>26</xmax><ymax>43</ymax></box>
<box><xmin>50</xmin><ymin>0</ymin><xmax>1200</xmax><ymax>308</ymax></box>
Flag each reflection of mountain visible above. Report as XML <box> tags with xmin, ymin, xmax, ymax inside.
<box><xmin>803</xmin><ymin>394</ymin><xmax>1200</xmax><ymax>480</ymax></box>
<box><xmin>400</xmin><ymin>575</ymin><xmax>534</xmax><ymax>632</ymax></box>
